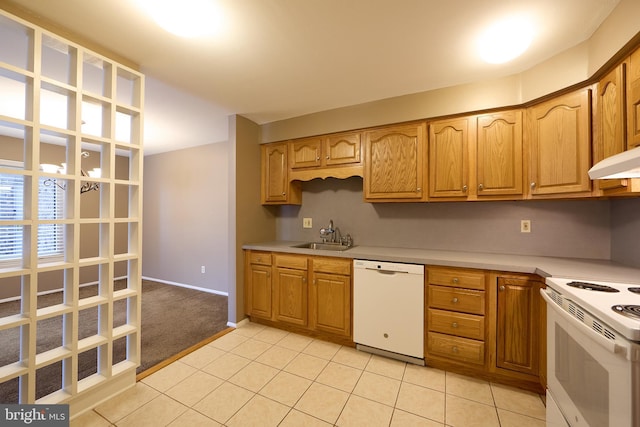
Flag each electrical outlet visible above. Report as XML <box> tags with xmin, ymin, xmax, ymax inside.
<box><xmin>303</xmin><ymin>218</ymin><xmax>313</xmax><ymax>228</ymax></box>
<box><xmin>201</xmin><ymin>265</ymin><xmax>206</xmax><ymax>274</ymax></box>
<box><xmin>521</xmin><ymin>220</ymin><xmax>531</xmax><ymax>233</ymax></box>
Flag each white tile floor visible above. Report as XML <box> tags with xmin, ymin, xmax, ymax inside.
<box><xmin>71</xmin><ymin>322</ymin><xmax>547</xmax><ymax>427</ymax></box>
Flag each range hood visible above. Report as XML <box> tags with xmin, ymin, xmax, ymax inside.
<box><xmin>588</xmin><ymin>146</ymin><xmax>640</xmax><ymax>179</ymax></box>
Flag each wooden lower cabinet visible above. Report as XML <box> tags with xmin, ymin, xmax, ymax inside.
<box><xmin>496</xmin><ymin>275</ymin><xmax>543</xmax><ymax>377</ymax></box>
<box><xmin>425</xmin><ymin>267</ymin><xmax>545</xmax><ymax>393</ymax></box>
<box><xmin>244</xmin><ymin>250</ymin><xmax>352</xmax><ymax>343</ymax></box>
<box><xmin>310</xmin><ymin>258</ymin><xmax>351</xmax><ymax>337</ymax></box>
<box><xmin>245</xmin><ymin>251</ymin><xmax>273</xmax><ymax>320</ymax></box>
<box><xmin>273</xmin><ymin>256</ymin><xmax>308</xmax><ymax>326</ymax></box>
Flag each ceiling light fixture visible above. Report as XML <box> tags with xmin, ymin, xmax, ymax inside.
<box><xmin>137</xmin><ymin>0</ymin><xmax>222</xmax><ymax>38</ymax></box>
<box><xmin>41</xmin><ymin>151</ymin><xmax>101</xmax><ymax>194</ymax></box>
<box><xmin>477</xmin><ymin>16</ymin><xmax>533</xmax><ymax>64</ymax></box>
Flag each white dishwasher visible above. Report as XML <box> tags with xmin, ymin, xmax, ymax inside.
<box><xmin>353</xmin><ymin>259</ymin><xmax>424</xmax><ymax>365</ymax></box>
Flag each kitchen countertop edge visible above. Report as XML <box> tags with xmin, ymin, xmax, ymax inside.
<box><xmin>242</xmin><ymin>241</ymin><xmax>640</xmax><ymax>285</ymax></box>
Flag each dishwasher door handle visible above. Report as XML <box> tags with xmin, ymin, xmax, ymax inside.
<box><xmin>365</xmin><ymin>268</ymin><xmax>409</xmax><ymax>275</ymax></box>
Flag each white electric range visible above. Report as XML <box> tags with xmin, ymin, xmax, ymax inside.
<box><xmin>543</xmin><ymin>277</ymin><xmax>640</xmax><ymax>427</ymax></box>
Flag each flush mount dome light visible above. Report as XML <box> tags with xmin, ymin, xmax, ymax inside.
<box><xmin>478</xmin><ymin>17</ymin><xmax>533</xmax><ymax>64</ymax></box>
<box><xmin>138</xmin><ymin>0</ymin><xmax>221</xmax><ymax>38</ymax></box>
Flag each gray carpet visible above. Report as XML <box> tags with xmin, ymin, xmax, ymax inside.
<box><xmin>0</xmin><ymin>279</ymin><xmax>228</xmax><ymax>403</ymax></box>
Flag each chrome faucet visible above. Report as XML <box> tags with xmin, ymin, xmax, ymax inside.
<box><xmin>320</xmin><ymin>219</ymin><xmax>335</xmax><ymax>243</ymax></box>
<box><xmin>319</xmin><ymin>219</ymin><xmax>353</xmax><ymax>246</ymax></box>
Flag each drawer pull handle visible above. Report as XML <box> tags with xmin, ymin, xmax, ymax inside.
<box><xmin>452</xmin><ymin>346</ymin><xmax>459</xmax><ymax>353</ymax></box>
<box><xmin>452</xmin><ymin>297</ymin><xmax>459</xmax><ymax>304</ymax></box>
<box><xmin>452</xmin><ymin>322</ymin><xmax>458</xmax><ymax>328</ymax></box>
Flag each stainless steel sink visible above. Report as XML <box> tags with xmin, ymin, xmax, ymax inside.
<box><xmin>292</xmin><ymin>242</ymin><xmax>353</xmax><ymax>251</ymax></box>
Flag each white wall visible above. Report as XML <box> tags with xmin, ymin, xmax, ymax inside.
<box><xmin>143</xmin><ymin>142</ymin><xmax>230</xmax><ymax>294</ymax></box>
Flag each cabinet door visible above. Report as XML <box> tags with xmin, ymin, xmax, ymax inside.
<box><xmin>629</xmin><ymin>47</ymin><xmax>640</xmax><ymax>149</ymax></box>
<box><xmin>596</xmin><ymin>64</ymin><xmax>628</xmax><ymax>191</ymax></box>
<box><xmin>477</xmin><ymin>111</ymin><xmax>523</xmax><ymax>196</ymax></box>
<box><xmin>247</xmin><ymin>264</ymin><xmax>272</xmax><ymax>320</ymax></box>
<box><xmin>496</xmin><ymin>277</ymin><xmax>541</xmax><ymax>376</ymax></box>
<box><xmin>274</xmin><ymin>268</ymin><xmax>308</xmax><ymax>326</ymax></box>
<box><xmin>261</xmin><ymin>143</ymin><xmax>289</xmax><ymax>203</ymax></box>
<box><xmin>528</xmin><ymin>89</ymin><xmax>592</xmax><ymax>196</ymax></box>
<box><xmin>429</xmin><ymin>117</ymin><xmax>470</xmax><ymax>198</ymax></box>
<box><xmin>290</xmin><ymin>137</ymin><xmax>323</xmax><ymax>169</ymax></box>
<box><xmin>324</xmin><ymin>132</ymin><xmax>362</xmax><ymax>166</ymax></box>
<box><xmin>310</xmin><ymin>272</ymin><xmax>351</xmax><ymax>337</ymax></box>
<box><xmin>364</xmin><ymin>122</ymin><xmax>427</xmax><ymax>201</ymax></box>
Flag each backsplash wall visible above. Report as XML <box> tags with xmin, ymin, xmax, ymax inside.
<box><xmin>611</xmin><ymin>197</ymin><xmax>640</xmax><ymax>268</ymax></box>
<box><xmin>277</xmin><ymin>177</ymin><xmax>612</xmax><ymax>260</ymax></box>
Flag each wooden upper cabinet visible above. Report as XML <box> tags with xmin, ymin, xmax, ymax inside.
<box><xmin>429</xmin><ymin>117</ymin><xmax>471</xmax><ymax>198</ymax></box>
<box><xmin>477</xmin><ymin>111</ymin><xmax>523</xmax><ymax>197</ymax></box>
<box><xmin>290</xmin><ymin>132</ymin><xmax>361</xmax><ymax>169</ymax></box>
<box><xmin>629</xmin><ymin>47</ymin><xmax>640</xmax><ymax>149</ymax></box>
<box><xmin>527</xmin><ymin>89</ymin><xmax>592</xmax><ymax>197</ymax></box>
<box><xmin>429</xmin><ymin>112</ymin><xmax>523</xmax><ymax>200</ymax></box>
<box><xmin>261</xmin><ymin>142</ymin><xmax>301</xmax><ymax>205</ymax></box>
<box><xmin>595</xmin><ymin>63</ymin><xmax>630</xmax><ymax>192</ymax></box>
<box><xmin>325</xmin><ymin>132</ymin><xmax>361</xmax><ymax>166</ymax></box>
<box><xmin>290</xmin><ymin>137</ymin><xmax>323</xmax><ymax>169</ymax></box>
<box><xmin>364</xmin><ymin>122</ymin><xmax>427</xmax><ymax>201</ymax></box>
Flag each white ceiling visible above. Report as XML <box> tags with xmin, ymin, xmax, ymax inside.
<box><xmin>4</xmin><ymin>0</ymin><xmax>622</xmax><ymax>155</ymax></box>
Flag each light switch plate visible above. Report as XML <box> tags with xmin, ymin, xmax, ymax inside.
<box><xmin>303</xmin><ymin>218</ymin><xmax>313</xmax><ymax>228</ymax></box>
<box><xmin>521</xmin><ymin>220</ymin><xmax>531</xmax><ymax>233</ymax></box>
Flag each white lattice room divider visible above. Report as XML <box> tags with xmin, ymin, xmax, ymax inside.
<box><xmin>0</xmin><ymin>9</ymin><xmax>143</xmax><ymax>409</ymax></box>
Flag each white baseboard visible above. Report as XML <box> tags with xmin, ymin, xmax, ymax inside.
<box><xmin>141</xmin><ymin>276</ymin><xmax>229</xmax><ymax>297</ymax></box>
<box><xmin>227</xmin><ymin>318</ymin><xmax>249</xmax><ymax>328</ymax></box>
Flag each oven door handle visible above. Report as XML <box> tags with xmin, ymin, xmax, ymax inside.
<box><xmin>540</xmin><ymin>289</ymin><xmax>627</xmax><ymax>357</ymax></box>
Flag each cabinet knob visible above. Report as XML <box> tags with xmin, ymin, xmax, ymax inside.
<box><xmin>499</xmin><ymin>285</ymin><xmax>505</xmax><ymax>291</ymax></box>
<box><xmin>530</xmin><ymin>182</ymin><xmax>536</xmax><ymax>189</ymax></box>
<box><xmin>384</xmin><ymin>333</ymin><xmax>389</xmax><ymax>338</ymax></box>
<box><xmin>452</xmin><ymin>297</ymin><xmax>459</xmax><ymax>304</ymax></box>
<box><xmin>416</xmin><ymin>187</ymin><xmax>421</xmax><ymax>192</ymax></box>
<box><xmin>462</xmin><ymin>185</ymin><xmax>468</xmax><ymax>192</ymax></box>
<box><xmin>316</xmin><ymin>156</ymin><xmax>320</xmax><ymax>161</ymax></box>
<box><xmin>302</xmin><ymin>277</ymin><xmax>306</xmax><ymax>283</ymax></box>
<box><xmin>452</xmin><ymin>322</ymin><xmax>458</xmax><ymax>328</ymax></box>
<box><xmin>326</xmin><ymin>155</ymin><xmax>330</xmax><ymax>160</ymax></box>
<box><xmin>452</xmin><ymin>346</ymin><xmax>459</xmax><ymax>353</ymax></box>
<box><xmin>478</xmin><ymin>184</ymin><xmax>484</xmax><ymax>191</ymax></box>
<box><xmin>452</xmin><ymin>277</ymin><xmax>459</xmax><ymax>284</ymax></box>
<box><xmin>282</xmin><ymin>192</ymin><xmax>286</xmax><ymax>196</ymax></box>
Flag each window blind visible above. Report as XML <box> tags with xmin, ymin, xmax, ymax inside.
<box><xmin>0</xmin><ymin>161</ymin><xmax>65</xmax><ymax>266</ymax></box>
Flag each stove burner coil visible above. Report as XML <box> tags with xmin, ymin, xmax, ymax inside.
<box><xmin>566</xmin><ymin>281</ymin><xmax>620</xmax><ymax>293</ymax></box>
<box><xmin>612</xmin><ymin>305</ymin><xmax>640</xmax><ymax>320</ymax></box>
<box><xmin>629</xmin><ymin>287</ymin><xmax>640</xmax><ymax>295</ymax></box>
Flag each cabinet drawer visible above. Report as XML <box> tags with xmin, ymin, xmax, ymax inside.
<box><xmin>312</xmin><ymin>257</ymin><xmax>351</xmax><ymax>275</ymax></box>
<box><xmin>428</xmin><ymin>268</ymin><xmax>485</xmax><ymax>290</ymax></box>
<box><xmin>427</xmin><ymin>332</ymin><xmax>484</xmax><ymax>365</ymax></box>
<box><xmin>427</xmin><ymin>308</ymin><xmax>484</xmax><ymax>340</ymax></box>
<box><xmin>275</xmin><ymin>254</ymin><xmax>308</xmax><ymax>270</ymax></box>
<box><xmin>250</xmin><ymin>251</ymin><xmax>272</xmax><ymax>266</ymax></box>
<box><xmin>428</xmin><ymin>285</ymin><xmax>485</xmax><ymax>315</ymax></box>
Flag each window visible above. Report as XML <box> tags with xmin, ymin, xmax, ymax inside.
<box><xmin>0</xmin><ymin>160</ymin><xmax>64</xmax><ymax>267</ymax></box>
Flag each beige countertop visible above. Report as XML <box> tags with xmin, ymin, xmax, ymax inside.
<box><xmin>242</xmin><ymin>241</ymin><xmax>640</xmax><ymax>285</ymax></box>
